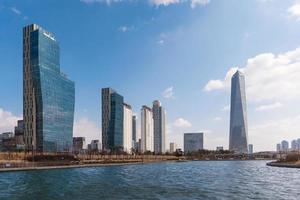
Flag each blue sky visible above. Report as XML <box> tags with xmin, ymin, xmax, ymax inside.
<box><xmin>1</xmin><ymin>0</ymin><xmax>300</xmax><ymax>151</ymax></box>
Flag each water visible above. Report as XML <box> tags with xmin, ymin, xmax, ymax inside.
<box><xmin>0</xmin><ymin>160</ymin><xmax>299</xmax><ymax>200</ymax></box>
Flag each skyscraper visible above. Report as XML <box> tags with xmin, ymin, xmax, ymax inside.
<box><xmin>23</xmin><ymin>24</ymin><xmax>75</xmax><ymax>152</ymax></box>
<box><xmin>141</xmin><ymin>105</ymin><xmax>154</xmax><ymax>152</ymax></box>
<box><xmin>229</xmin><ymin>70</ymin><xmax>248</xmax><ymax>154</ymax></box>
<box><xmin>152</xmin><ymin>100</ymin><xmax>166</xmax><ymax>154</ymax></box>
<box><xmin>123</xmin><ymin>103</ymin><xmax>133</xmax><ymax>153</ymax></box>
<box><xmin>281</xmin><ymin>140</ymin><xmax>289</xmax><ymax>152</ymax></box>
<box><xmin>102</xmin><ymin>88</ymin><xmax>124</xmax><ymax>151</ymax></box>
<box><xmin>132</xmin><ymin>115</ymin><xmax>137</xmax><ymax>143</ymax></box>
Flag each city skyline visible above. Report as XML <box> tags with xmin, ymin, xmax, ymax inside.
<box><xmin>1</xmin><ymin>1</ymin><xmax>300</xmax><ymax>151</ymax></box>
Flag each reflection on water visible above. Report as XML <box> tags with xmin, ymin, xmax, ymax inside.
<box><xmin>0</xmin><ymin>161</ymin><xmax>299</xmax><ymax>200</ymax></box>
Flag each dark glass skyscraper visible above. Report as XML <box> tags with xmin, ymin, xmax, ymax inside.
<box><xmin>23</xmin><ymin>24</ymin><xmax>75</xmax><ymax>152</ymax></box>
<box><xmin>229</xmin><ymin>70</ymin><xmax>248</xmax><ymax>154</ymax></box>
<box><xmin>152</xmin><ymin>100</ymin><xmax>166</xmax><ymax>154</ymax></box>
<box><xmin>132</xmin><ymin>115</ymin><xmax>137</xmax><ymax>142</ymax></box>
<box><xmin>102</xmin><ymin>88</ymin><xmax>124</xmax><ymax>151</ymax></box>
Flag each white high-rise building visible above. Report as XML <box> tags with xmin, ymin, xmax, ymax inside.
<box><xmin>123</xmin><ymin>103</ymin><xmax>133</xmax><ymax>153</ymax></box>
<box><xmin>152</xmin><ymin>100</ymin><xmax>166</xmax><ymax>154</ymax></box>
<box><xmin>141</xmin><ymin>105</ymin><xmax>154</xmax><ymax>153</ymax></box>
<box><xmin>169</xmin><ymin>142</ymin><xmax>177</xmax><ymax>153</ymax></box>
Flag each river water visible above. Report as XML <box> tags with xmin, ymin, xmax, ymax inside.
<box><xmin>0</xmin><ymin>160</ymin><xmax>299</xmax><ymax>200</ymax></box>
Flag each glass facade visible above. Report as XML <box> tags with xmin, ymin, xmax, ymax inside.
<box><xmin>229</xmin><ymin>71</ymin><xmax>248</xmax><ymax>154</ymax></box>
<box><xmin>25</xmin><ymin>24</ymin><xmax>75</xmax><ymax>152</ymax></box>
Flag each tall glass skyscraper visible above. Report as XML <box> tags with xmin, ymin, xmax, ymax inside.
<box><xmin>152</xmin><ymin>100</ymin><xmax>166</xmax><ymax>154</ymax></box>
<box><xmin>229</xmin><ymin>70</ymin><xmax>248</xmax><ymax>154</ymax></box>
<box><xmin>23</xmin><ymin>24</ymin><xmax>75</xmax><ymax>152</ymax></box>
<box><xmin>102</xmin><ymin>88</ymin><xmax>124</xmax><ymax>151</ymax></box>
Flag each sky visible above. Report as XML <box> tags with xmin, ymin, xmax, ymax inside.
<box><xmin>1</xmin><ymin>0</ymin><xmax>300</xmax><ymax>152</ymax></box>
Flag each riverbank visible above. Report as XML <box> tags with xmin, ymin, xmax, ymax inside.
<box><xmin>267</xmin><ymin>161</ymin><xmax>300</xmax><ymax>168</ymax></box>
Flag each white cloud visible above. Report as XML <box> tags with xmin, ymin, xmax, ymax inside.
<box><xmin>204</xmin><ymin>47</ymin><xmax>300</xmax><ymax>102</ymax></box>
<box><xmin>221</xmin><ymin>105</ymin><xmax>230</xmax><ymax>112</ymax></box>
<box><xmin>0</xmin><ymin>108</ymin><xmax>21</xmax><ymax>133</ymax></box>
<box><xmin>80</xmin><ymin>0</ymin><xmax>123</xmax><ymax>5</ymax></box>
<box><xmin>213</xmin><ymin>117</ymin><xmax>222</xmax><ymax>121</ymax></box>
<box><xmin>118</xmin><ymin>26</ymin><xmax>135</xmax><ymax>32</ymax></box>
<box><xmin>288</xmin><ymin>3</ymin><xmax>300</xmax><ymax>20</ymax></box>
<box><xmin>73</xmin><ymin>118</ymin><xmax>101</xmax><ymax>144</ymax></box>
<box><xmin>256</xmin><ymin>102</ymin><xmax>283</xmax><ymax>111</ymax></box>
<box><xmin>157</xmin><ymin>39</ymin><xmax>164</xmax><ymax>45</ymax></box>
<box><xmin>173</xmin><ymin>118</ymin><xmax>192</xmax><ymax>128</ymax></box>
<box><xmin>10</xmin><ymin>7</ymin><xmax>21</xmax><ymax>15</ymax></box>
<box><xmin>250</xmin><ymin>115</ymin><xmax>300</xmax><ymax>151</ymax></box>
<box><xmin>162</xmin><ymin>86</ymin><xmax>174</xmax><ymax>99</ymax></box>
<box><xmin>150</xmin><ymin>0</ymin><xmax>180</xmax><ymax>6</ymax></box>
<box><xmin>190</xmin><ymin>0</ymin><xmax>210</xmax><ymax>9</ymax></box>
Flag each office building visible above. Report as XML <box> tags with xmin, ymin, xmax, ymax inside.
<box><xmin>123</xmin><ymin>103</ymin><xmax>133</xmax><ymax>153</ymax></box>
<box><xmin>248</xmin><ymin>144</ymin><xmax>253</xmax><ymax>154</ymax></box>
<box><xmin>281</xmin><ymin>140</ymin><xmax>289</xmax><ymax>152</ymax></box>
<box><xmin>141</xmin><ymin>105</ymin><xmax>154</xmax><ymax>152</ymax></box>
<box><xmin>102</xmin><ymin>88</ymin><xmax>124</xmax><ymax>151</ymax></box>
<box><xmin>291</xmin><ymin>140</ymin><xmax>298</xmax><ymax>151</ymax></box>
<box><xmin>90</xmin><ymin>140</ymin><xmax>101</xmax><ymax>152</ymax></box>
<box><xmin>132</xmin><ymin>115</ymin><xmax>137</xmax><ymax>142</ymax></box>
<box><xmin>169</xmin><ymin>142</ymin><xmax>177</xmax><ymax>154</ymax></box>
<box><xmin>73</xmin><ymin>137</ymin><xmax>86</xmax><ymax>154</ymax></box>
<box><xmin>276</xmin><ymin>143</ymin><xmax>281</xmax><ymax>152</ymax></box>
<box><xmin>184</xmin><ymin>133</ymin><xmax>203</xmax><ymax>153</ymax></box>
<box><xmin>23</xmin><ymin>24</ymin><xmax>75</xmax><ymax>152</ymax></box>
<box><xmin>229</xmin><ymin>70</ymin><xmax>248</xmax><ymax>154</ymax></box>
<box><xmin>152</xmin><ymin>100</ymin><xmax>166</xmax><ymax>154</ymax></box>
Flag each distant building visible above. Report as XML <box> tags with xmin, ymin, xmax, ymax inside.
<box><xmin>248</xmin><ymin>144</ymin><xmax>253</xmax><ymax>154</ymax></box>
<box><xmin>102</xmin><ymin>88</ymin><xmax>124</xmax><ymax>151</ymax></box>
<box><xmin>0</xmin><ymin>132</ymin><xmax>14</xmax><ymax>151</ymax></box>
<box><xmin>141</xmin><ymin>105</ymin><xmax>154</xmax><ymax>153</ymax></box>
<box><xmin>169</xmin><ymin>142</ymin><xmax>177</xmax><ymax>154</ymax></box>
<box><xmin>281</xmin><ymin>140</ymin><xmax>289</xmax><ymax>152</ymax></box>
<box><xmin>291</xmin><ymin>140</ymin><xmax>298</xmax><ymax>151</ymax></box>
<box><xmin>23</xmin><ymin>24</ymin><xmax>75</xmax><ymax>152</ymax></box>
<box><xmin>152</xmin><ymin>100</ymin><xmax>166</xmax><ymax>154</ymax></box>
<box><xmin>73</xmin><ymin>137</ymin><xmax>86</xmax><ymax>154</ymax></box>
<box><xmin>229</xmin><ymin>71</ymin><xmax>248</xmax><ymax>154</ymax></box>
<box><xmin>14</xmin><ymin>120</ymin><xmax>25</xmax><ymax>150</ymax></box>
<box><xmin>184</xmin><ymin>133</ymin><xmax>203</xmax><ymax>153</ymax></box>
<box><xmin>90</xmin><ymin>140</ymin><xmax>101</xmax><ymax>152</ymax></box>
<box><xmin>123</xmin><ymin>103</ymin><xmax>133</xmax><ymax>153</ymax></box>
<box><xmin>276</xmin><ymin>143</ymin><xmax>281</xmax><ymax>152</ymax></box>
<box><xmin>297</xmin><ymin>138</ymin><xmax>300</xmax><ymax>150</ymax></box>
<box><xmin>216</xmin><ymin>146</ymin><xmax>224</xmax><ymax>151</ymax></box>
<box><xmin>132</xmin><ymin>115</ymin><xmax>137</xmax><ymax>142</ymax></box>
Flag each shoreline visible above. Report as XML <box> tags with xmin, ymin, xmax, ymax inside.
<box><xmin>266</xmin><ymin>161</ymin><xmax>300</xmax><ymax>169</ymax></box>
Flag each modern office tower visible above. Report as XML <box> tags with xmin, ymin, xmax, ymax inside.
<box><xmin>276</xmin><ymin>143</ymin><xmax>281</xmax><ymax>152</ymax></box>
<box><xmin>132</xmin><ymin>115</ymin><xmax>137</xmax><ymax>143</ymax></box>
<box><xmin>229</xmin><ymin>70</ymin><xmax>248</xmax><ymax>154</ymax></box>
<box><xmin>216</xmin><ymin>146</ymin><xmax>224</xmax><ymax>151</ymax></box>
<box><xmin>141</xmin><ymin>105</ymin><xmax>154</xmax><ymax>152</ymax></box>
<box><xmin>184</xmin><ymin>133</ymin><xmax>203</xmax><ymax>153</ymax></box>
<box><xmin>291</xmin><ymin>140</ymin><xmax>298</xmax><ymax>151</ymax></box>
<box><xmin>23</xmin><ymin>24</ymin><xmax>75</xmax><ymax>152</ymax></box>
<box><xmin>123</xmin><ymin>103</ymin><xmax>133</xmax><ymax>153</ymax></box>
<box><xmin>73</xmin><ymin>137</ymin><xmax>86</xmax><ymax>154</ymax></box>
<box><xmin>169</xmin><ymin>142</ymin><xmax>177</xmax><ymax>154</ymax></box>
<box><xmin>281</xmin><ymin>140</ymin><xmax>289</xmax><ymax>152</ymax></box>
<box><xmin>152</xmin><ymin>100</ymin><xmax>166</xmax><ymax>154</ymax></box>
<box><xmin>101</xmin><ymin>88</ymin><xmax>124</xmax><ymax>151</ymax></box>
<box><xmin>248</xmin><ymin>144</ymin><xmax>253</xmax><ymax>154</ymax></box>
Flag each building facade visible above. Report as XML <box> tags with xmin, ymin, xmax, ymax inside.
<box><xmin>248</xmin><ymin>144</ymin><xmax>253</xmax><ymax>154</ymax></box>
<box><xmin>152</xmin><ymin>100</ymin><xmax>166</xmax><ymax>154</ymax></box>
<box><xmin>123</xmin><ymin>103</ymin><xmax>133</xmax><ymax>153</ymax></box>
<box><xmin>73</xmin><ymin>137</ymin><xmax>86</xmax><ymax>154</ymax></box>
<box><xmin>141</xmin><ymin>106</ymin><xmax>154</xmax><ymax>152</ymax></box>
<box><xmin>281</xmin><ymin>140</ymin><xmax>289</xmax><ymax>152</ymax></box>
<box><xmin>169</xmin><ymin>142</ymin><xmax>177</xmax><ymax>154</ymax></box>
<box><xmin>276</xmin><ymin>143</ymin><xmax>281</xmax><ymax>152</ymax></box>
<box><xmin>101</xmin><ymin>88</ymin><xmax>124</xmax><ymax>151</ymax></box>
<box><xmin>229</xmin><ymin>70</ymin><xmax>248</xmax><ymax>154</ymax></box>
<box><xmin>184</xmin><ymin>133</ymin><xmax>203</xmax><ymax>153</ymax></box>
<box><xmin>23</xmin><ymin>24</ymin><xmax>75</xmax><ymax>152</ymax></box>
<box><xmin>132</xmin><ymin>115</ymin><xmax>137</xmax><ymax>143</ymax></box>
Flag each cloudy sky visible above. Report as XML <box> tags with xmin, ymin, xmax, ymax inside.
<box><xmin>1</xmin><ymin>0</ymin><xmax>300</xmax><ymax>152</ymax></box>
